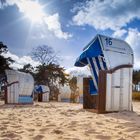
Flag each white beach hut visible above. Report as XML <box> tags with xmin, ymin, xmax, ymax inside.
<box><xmin>35</xmin><ymin>85</ymin><xmax>50</xmax><ymax>102</ymax></box>
<box><xmin>5</xmin><ymin>70</ymin><xmax>34</xmax><ymax>104</ymax></box>
<box><xmin>60</xmin><ymin>76</ymin><xmax>85</xmax><ymax>103</ymax></box>
<box><xmin>75</xmin><ymin>34</ymin><xmax>134</xmax><ymax>113</ymax></box>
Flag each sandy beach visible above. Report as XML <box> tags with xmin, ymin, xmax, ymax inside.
<box><xmin>0</xmin><ymin>101</ymin><xmax>139</xmax><ymax>140</ymax></box>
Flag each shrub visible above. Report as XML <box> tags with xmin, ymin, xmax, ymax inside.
<box><xmin>132</xmin><ymin>92</ymin><xmax>140</xmax><ymax>101</ymax></box>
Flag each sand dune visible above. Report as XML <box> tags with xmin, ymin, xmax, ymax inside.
<box><xmin>0</xmin><ymin>101</ymin><xmax>140</xmax><ymax>140</ymax></box>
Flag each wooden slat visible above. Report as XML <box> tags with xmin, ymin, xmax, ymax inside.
<box><xmin>38</xmin><ymin>93</ymin><xmax>42</xmax><ymax>102</ymax></box>
<box><xmin>98</xmin><ymin>70</ymin><xmax>107</xmax><ymax>113</ymax></box>
<box><xmin>83</xmin><ymin>78</ymin><xmax>98</xmax><ymax>110</ymax></box>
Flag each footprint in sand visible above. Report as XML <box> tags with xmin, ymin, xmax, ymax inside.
<box><xmin>117</xmin><ymin>138</ymin><xmax>125</xmax><ymax>140</ymax></box>
<box><xmin>96</xmin><ymin>135</ymin><xmax>111</xmax><ymax>140</ymax></box>
<box><xmin>60</xmin><ymin>112</ymin><xmax>69</xmax><ymax>116</ymax></box>
<box><xmin>39</xmin><ymin>128</ymin><xmax>49</xmax><ymax>133</ymax></box>
<box><xmin>15</xmin><ymin>130</ymin><xmax>25</xmax><ymax>134</ymax></box>
<box><xmin>66</xmin><ymin>121</ymin><xmax>78</xmax><ymax>128</ymax></box>
<box><xmin>85</xmin><ymin>129</ymin><xmax>95</xmax><ymax>133</ymax></box>
<box><xmin>0</xmin><ymin>125</ymin><xmax>8</xmax><ymax>130</ymax></box>
<box><xmin>27</xmin><ymin>128</ymin><xmax>35</xmax><ymax>132</ymax></box>
<box><xmin>1</xmin><ymin>121</ymin><xmax>10</xmax><ymax>125</ymax></box>
<box><xmin>70</xmin><ymin>121</ymin><xmax>78</xmax><ymax>125</ymax></box>
<box><xmin>11</xmin><ymin>125</ymin><xmax>22</xmax><ymax>129</ymax></box>
<box><xmin>115</xmin><ymin>125</ymin><xmax>125</xmax><ymax>129</ymax></box>
<box><xmin>1</xmin><ymin>131</ymin><xmax>21</xmax><ymax>139</ymax></box>
<box><xmin>84</xmin><ymin>129</ymin><xmax>100</xmax><ymax>136</ymax></box>
<box><xmin>96</xmin><ymin>122</ymin><xmax>103</xmax><ymax>125</ymax></box>
<box><xmin>33</xmin><ymin>134</ymin><xmax>44</xmax><ymax>140</ymax></box>
<box><xmin>63</xmin><ymin>137</ymin><xmax>80</xmax><ymax>140</ymax></box>
<box><xmin>126</xmin><ymin>127</ymin><xmax>140</xmax><ymax>132</ymax></box>
<box><xmin>76</xmin><ymin>109</ymin><xmax>85</xmax><ymax>113</ymax></box>
<box><xmin>52</xmin><ymin>129</ymin><xmax>63</xmax><ymax>134</ymax></box>
<box><xmin>45</xmin><ymin>124</ymin><xmax>56</xmax><ymax>127</ymax></box>
<box><xmin>123</xmin><ymin>122</ymin><xmax>134</xmax><ymax>126</ymax></box>
<box><xmin>67</xmin><ymin>109</ymin><xmax>74</xmax><ymax>112</ymax></box>
<box><xmin>45</xmin><ymin>120</ymin><xmax>50</xmax><ymax>123</ymax></box>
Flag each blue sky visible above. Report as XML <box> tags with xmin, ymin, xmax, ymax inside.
<box><xmin>0</xmin><ymin>0</ymin><xmax>140</xmax><ymax>70</ymax></box>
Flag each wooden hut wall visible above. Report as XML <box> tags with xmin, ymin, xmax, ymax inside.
<box><xmin>83</xmin><ymin>77</ymin><xmax>98</xmax><ymax>109</ymax></box>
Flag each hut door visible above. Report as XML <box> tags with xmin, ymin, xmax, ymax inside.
<box><xmin>119</xmin><ymin>68</ymin><xmax>132</xmax><ymax>111</ymax></box>
<box><xmin>38</xmin><ymin>93</ymin><xmax>42</xmax><ymax>102</ymax></box>
<box><xmin>111</xmin><ymin>70</ymin><xmax>121</xmax><ymax>111</ymax></box>
<box><xmin>106</xmin><ymin>68</ymin><xmax>132</xmax><ymax>112</ymax></box>
<box><xmin>106</xmin><ymin>70</ymin><xmax>121</xmax><ymax>111</ymax></box>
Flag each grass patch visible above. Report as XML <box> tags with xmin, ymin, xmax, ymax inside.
<box><xmin>132</xmin><ymin>91</ymin><xmax>140</xmax><ymax>101</ymax></box>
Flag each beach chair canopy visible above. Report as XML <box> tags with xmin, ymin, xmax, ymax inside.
<box><xmin>34</xmin><ymin>85</ymin><xmax>50</xmax><ymax>94</ymax></box>
<box><xmin>75</xmin><ymin>37</ymin><xmax>103</xmax><ymax>67</ymax></box>
<box><xmin>75</xmin><ymin>34</ymin><xmax>133</xmax><ymax>69</ymax></box>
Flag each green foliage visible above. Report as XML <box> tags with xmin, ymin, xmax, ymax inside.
<box><xmin>0</xmin><ymin>42</ymin><xmax>14</xmax><ymax>74</ymax></box>
<box><xmin>69</xmin><ymin>76</ymin><xmax>78</xmax><ymax>103</ymax></box>
<box><xmin>34</xmin><ymin>64</ymin><xmax>46</xmax><ymax>85</ymax></box>
<box><xmin>30</xmin><ymin>44</ymin><xmax>71</xmax><ymax>100</ymax></box>
<box><xmin>35</xmin><ymin>63</ymin><xmax>68</xmax><ymax>86</ymax></box>
<box><xmin>133</xmin><ymin>70</ymin><xmax>140</xmax><ymax>84</ymax></box>
<box><xmin>31</xmin><ymin>45</ymin><xmax>68</xmax><ymax>99</ymax></box>
<box><xmin>69</xmin><ymin>77</ymin><xmax>77</xmax><ymax>92</ymax></box>
<box><xmin>18</xmin><ymin>63</ymin><xmax>34</xmax><ymax>75</ymax></box>
<box><xmin>132</xmin><ymin>92</ymin><xmax>140</xmax><ymax>101</ymax></box>
<box><xmin>34</xmin><ymin>63</ymin><xmax>69</xmax><ymax>100</ymax></box>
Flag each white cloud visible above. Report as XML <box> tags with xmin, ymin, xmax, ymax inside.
<box><xmin>125</xmin><ymin>28</ymin><xmax>140</xmax><ymax>69</ymax></box>
<box><xmin>3</xmin><ymin>51</ymin><xmax>40</xmax><ymax>69</ymax></box>
<box><xmin>2</xmin><ymin>0</ymin><xmax>72</xmax><ymax>39</ymax></box>
<box><xmin>72</xmin><ymin>0</ymin><xmax>140</xmax><ymax>31</ymax></box>
<box><xmin>113</xmin><ymin>29</ymin><xmax>127</xmax><ymax>38</ymax></box>
<box><xmin>44</xmin><ymin>13</ymin><xmax>72</xmax><ymax>39</ymax></box>
<box><xmin>66</xmin><ymin>66</ymin><xmax>91</xmax><ymax>77</ymax></box>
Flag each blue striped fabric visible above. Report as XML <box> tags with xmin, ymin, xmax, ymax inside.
<box><xmin>100</xmin><ymin>55</ymin><xmax>107</xmax><ymax>70</ymax></box>
<box><xmin>95</xmin><ymin>57</ymin><xmax>101</xmax><ymax>70</ymax></box>
<box><xmin>88</xmin><ymin>58</ymin><xmax>98</xmax><ymax>88</ymax></box>
<box><xmin>87</xmin><ymin>55</ymin><xmax>107</xmax><ymax>94</ymax></box>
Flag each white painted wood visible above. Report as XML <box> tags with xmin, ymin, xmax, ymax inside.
<box><xmin>5</xmin><ymin>70</ymin><xmax>34</xmax><ymax>104</ymax></box>
<box><xmin>42</xmin><ymin>93</ymin><xmax>49</xmax><ymax>102</ymax></box>
<box><xmin>129</xmin><ymin>68</ymin><xmax>133</xmax><ymax>110</ymax></box>
<box><xmin>121</xmin><ymin>68</ymin><xmax>132</xmax><ymax>111</ymax></box>
<box><xmin>106</xmin><ymin>74</ymin><xmax>112</xmax><ymax>111</ymax></box>
<box><xmin>106</xmin><ymin>68</ymin><xmax>132</xmax><ymax>112</ymax></box>
<box><xmin>112</xmin><ymin>70</ymin><xmax>121</xmax><ymax>111</ymax></box>
<box><xmin>99</xmin><ymin>35</ymin><xmax>133</xmax><ymax>69</ymax></box>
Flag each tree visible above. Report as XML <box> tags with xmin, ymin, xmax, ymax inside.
<box><xmin>34</xmin><ymin>64</ymin><xmax>47</xmax><ymax>85</ymax></box>
<box><xmin>0</xmin><ymin>42</ymin><xmax>13</xmax><ymax>98</ymax></box>
<box><xmin>34</xmin><ymin>63</ymin><xmax>69</xmax><ymax>100</ymax></box>
<box><xmin>18</xmin><ymin>63</ymin><xmax>34</xmax><ymax>74</ymax></box>
<box><xmin>69</xmin><ymin>76</ymin><xmax>78</xmax><ymax>103</ymax></box>
<box><xmin>31</xmin><ymin>45</ymin><xmax>59</xmax><ymax>65</ymax></box>
<box><xmin>45</xmin><ymin>63</ymin><xmax>69</xmax><ymax>86</ymax></box>
<box><xmin>133</xmin><ymin>70</ymin><xmax>140</xmax><ymax>84</ymax></box>
<box><xmin>0</xmin><ymin>42</ymin><xmax>14</xmax><ymax>75</ymax></box>
<box><xmin>31</xmin><ymin>45</ymin><xmax>67</xmax><ymax>100</ymax></box>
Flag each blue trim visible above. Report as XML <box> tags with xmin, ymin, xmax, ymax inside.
<box><xmin>95</xmin><ymin>57</ymin><xmax>101</xmax><ymax>70</ymax></box>
<box><xmin>36</xmin><ymin>85</ymin><xmax>43</xmax><ymax>93</ymax></box>
<box><xmin>89</xmin><ymin>79</ymin><xmax>97</xmax><ymax>95</ymax></box>
<box><xmin>19</xmin><ymin>96</ymin><xmax>33</xmax><ymax>103</ymax></box>
<box><xmin>89</xmin><ymin>58</ymin><xmax>98</xmax><ymax>88</ymax></box>
<box><xmin>101</xmin><ymin>55</ymin><xmax>107</xmax><ymax>69</ymax></box>
<box><xmin>74</xmin><ymin>38</ymin><xmax>103</xmax><ymax>67</ymax></box>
